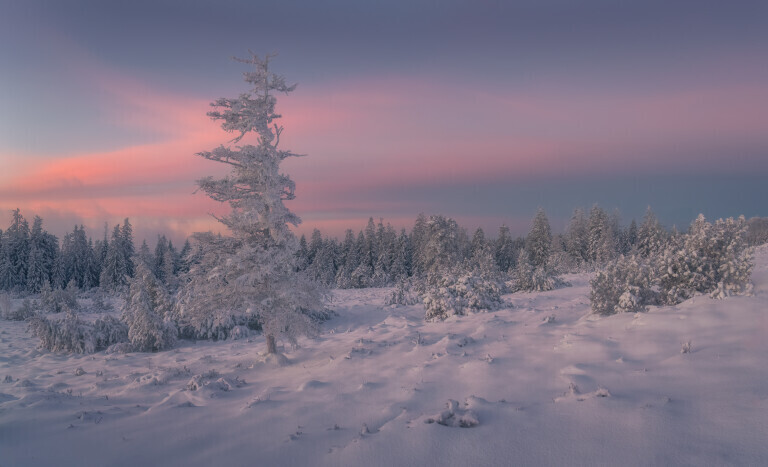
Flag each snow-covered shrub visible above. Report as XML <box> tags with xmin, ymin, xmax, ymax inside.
<box><xmin>422</xmin><ymin>270</ymin><xmax>504</xmax><ymax>321</ymax></box>
<box><xmin>1</xmin><ymin>297</ymin><xmax>36</xmax><ymax>321</ymax></box>
<box><xmin>28</xmin><ymin>309</ymin><xmax>127</xmax><ymax>354</ymax></box>
<box><xmin>385</xmin><ymin>279</ymin><xmax>421</xmax><ymax>306</ymax></box>
<box><xmin>590</xmin><ymin>214</ymin><xmax>753</xmax><ymax>315</ymax></box>
<box><xmin>121</xmin><ymin>262</ymin><xmax>176</xmax><ymax>352</ymax></box>
<box><xmin>88</xmin><ymin>291</ymin><xmax>114</xmax><ymax>313</ymax></box>
<box><xmin>656</xmin><ymin>215</ymin><xmax>753</xmax><ymax>304</ymax></box>
<box><xmin>513</xmin><ymin>251</ymin><xmax>569</xmax><ymax>292</ymax></box>
<box><xmin>92</xmin><ymin>315</ymin><xmax>129</xmax><ymax>350</ymax></box>
<box><xmin>39</xmin><ymin>280</ymin><xmax>78</xmax><ymax>314</ymax></box>
<box><xmin>590</xmin><ymin>255</ymin><xmax>656</xmax><ymax>315</ymax></box>
<box><xmin>547</xmin><ymin>248</ymin><xmax>578</xmax><ymax>275</ymax></box>
<box><xmin>425</xmin><ymin>400</ymin><xmax>479</xmax><ymax>428</ymax></box>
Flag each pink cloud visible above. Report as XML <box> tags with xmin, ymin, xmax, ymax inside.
<box><xmin>3</xmin><ymin>61</ymin><xmax>767</xmax><ymax>242</ymax></box>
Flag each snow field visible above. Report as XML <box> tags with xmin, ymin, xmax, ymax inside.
<box><xmin>1</xmin><ymin>247</ymin><xmax>767</xmax><ymax>465</ymax></box>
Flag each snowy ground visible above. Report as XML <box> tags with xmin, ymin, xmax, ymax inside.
<box><xmin>2</xmin><ymin>247</ymin><xmax>767</xmax><ymax>466</ymax></box>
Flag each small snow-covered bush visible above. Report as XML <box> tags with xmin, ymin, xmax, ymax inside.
<box><xmin>590</xmin><ymin>255</ymin><xmax>656</xmax><ymax>315</ymax></box>
<box><xmin>88</xmin><ymin>292</ymin><xmax>114</xmax><ymax>313</ymax></box>
<box><xmin>28</xmin><ymin>310</ymin><xmax>127</xmax><ymax>354</ymax></box>
<box><xmin>92</xmin><ymin>315</ymin><xmax>129</xmax><ymax>350</ymax></box>
<box><xmin>39</xmin><ymin>280</ymin><xmax>79</xmax><ymax>314</ymax></box>
<box><xmin>423</xmin><ymin>271</ymin><xmax>504</xmax><ymax>321</ymax></box>
<box><xmin>1</xmin><ymin>298</ymin><xmax>36</xmax><ymax>321</ymax></box>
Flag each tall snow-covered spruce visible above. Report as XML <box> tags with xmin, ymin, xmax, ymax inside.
<box><xmin>175</xmin><ymin>53</ymin><xmax>326</xmax><ymax>355</ymax></box>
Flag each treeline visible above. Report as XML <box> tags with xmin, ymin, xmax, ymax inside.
<box><xmin>0</xmin><ymin>209</ymin><xmax>190</xmax><ymax>295</ymax></box>
<box><xmin>2</xmin><ymin>207</ymin><xmax>765</xmax><ymax>297</ymax></box>
<box><xmin>295</xmin><ymin>206</ymin><xmax>680</xmax><ymax>289</ymax></box>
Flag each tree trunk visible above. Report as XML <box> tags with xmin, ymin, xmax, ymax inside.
<box><xmin>266</xmin><ymin>334</ymin><xmax>277</xmax><ymax>354</ymax></box>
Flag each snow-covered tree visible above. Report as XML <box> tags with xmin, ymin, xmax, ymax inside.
<box><xmin>590</xmin><ymin>254</ymin><xmax>657</xmax><ymax>315</ymax></box>
<box><xmin>25</xmin><ymin>216</ymin><xmax>58</xmax><ymax>293</ymax></box>
<box><xmin>177</xmin><ymin>239</ymin><xmax>192</xmax><ymax>274</ymax></box>
<box><xmin>99</xmin><ymin>224</ymin><xmax>129</xmax><ymax>291</ymax></box>
<box><xmin>390</xmin><ymin>228</ymin><xmax>411</xmax><ymax>282</ymax></box>
<box><xmin>565</xmin><ymin>208</ymin><xmax>589</xmax><ymax>267</ymax></box>
<box><xmin>513</xmin><ymin>250</ymin><xmax>568</xmax><ymax>292</ymax></box>
<box><xmin>416</xmin><ymin>215</ymin><xmax>503</xmax><ymax>320</ymax></box>
<box><xmin>656</xmin><ymin>214</ymin><xmax>753</xmax><ymax>303</ymax></box>
<box><xmin>525</xmin><ymin>208</ymin><xmax>552</xmax><ymax>269</ymax></box>
<box><xmin>153</xmin><ymin>235</ymin><xmax>177</xmax><ymax>289</ymax></box>
<box><xmin>120</xmin><ymin>218</ymin><xmax>135</xmax><ymax>278</ymax></box>
<box><xmin>335</xmin><ymin>229</ymin><xmax>362</xmax><ymax>288</ymax></box>
<box><xmin>59</xmin><ymin>225</ymin><xmax>96</xmax><ymax>289</ymax></box>
<box><xmin>0</xmin><ymin>233</ymin><xmax>13</xmax><ymax>290</ymax></box>
<box><xmin>306</xmin><ymin>237</ymin><xmax>338</xmax><ymax>286</ymax></box>
<box><xmin>307</xmin><ymin>229</ymin><xmax>323</xmax><ymax>265</ymax></box>
<box><xmin>121</xmin><ymin>262</ymin><xmax>176</xmax><ymax>352</ymax></box>
<box><xmin>637</xmin><ymin>207</ymin><xmax>665</xmax><ymax>258</ymax></box>
<box><xmin>2</xmin><ymin>209</ymin><xmax>30</xmax><ymax>290</ymax></box>
<box><xmin>371</xmin><ymin>221</ymin><xmax>397</xmax><ymax>286</ymax></box>
<box><xmin>352</xmin><ymin>231</ymin><xmax>373</xmax><ymax>287</ymax></box>
<box><xmin>419</xmin><ymin>215</ymin><xmax>466</xmax><ymax>284</ymax></box>
<box><xmin>494</xmin><ymin>224</ymin><xmax>517</xmax><ymax>273</ymax></box>
<box><xmin>625</xmin><ymin>219</ymin><xmax>638</xmax><ymax>253</ymax></box>
<box><xmin>410</xmin><ymin>213</ymin><xmax>430</xmax><ymax>277</ymax></box>
<box><xmin>295</xmin><ymin>234</ymin><xmax>310</xmax><ymax>271</ymax></box>
<box><xmin>174</xmin><ymin>53</ymin><xmax>326</xmax><ymax>354</ymax></box>
<box><xmin>587</xmin><ymin>205</ymin><xmax>616</xmax><ymax>265</ymax></box>
<box><xmin>137</xmin><ymin>240</ymin><xmax>153</xmax><ymax>268</ymax></box>
<box><xmin>422</xmin><ymin>270</ymin><xmax>504</xmax><ymax>320</ymax></box>
<box><xmin>590</xmin><ymin>213</ymin><xmax>753</xmax><ymax>315</ymax></box>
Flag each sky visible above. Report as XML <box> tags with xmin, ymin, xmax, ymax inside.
<box><xmin>1</xmin><ymin>0</ymin><xmax>767</xmax><ymax>244</ymax></box>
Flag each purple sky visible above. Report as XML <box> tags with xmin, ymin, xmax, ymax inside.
<box><xmin>1</xmin><ymin>0</ymin><xmax>767</xmax><ymax>243</ymax></box>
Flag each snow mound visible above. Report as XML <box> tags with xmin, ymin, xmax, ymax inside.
<box><xmin>425</xmin><ymin>399</ymin><xmax>479</xmax><ymax>428</ymax></box>
<box><xmin>298</xmin><ymin>379</ymin><xmax>328</xmax><ymax>391</ymax></box>
<box><xmin>256</xmin><ymin>352</ymin><xmax>290</xmax><ymax>367</ymax></box>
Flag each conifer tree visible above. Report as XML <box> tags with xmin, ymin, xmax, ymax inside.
<box><xmin>0</xmin><ymin>234</ymin><xmax>14</xmax><ymax>290</ymax></box>
<box><xmin>295</xmin><ymin>234</ymin><xmax>310</xmax><ymax>271</ymax></box>
<box><xmin>335</xmin><ymin>229</ymin><xmax>359</xmax><ymax>288</ymax></box>
<box><xmin>175</xmin><ymin>53</ymin><xmax>325</xmax><ymax>354</ymax></box>
<box><xmin>637</xmin><ymin>207</ymin><xmax>666</xmax><ymax>258</ymax></box>
<box><xmin>6</xmin><ymin>209</ymin><xmax>30</xmax><ymax>290</ymax></box>
<box><xmin>120</xmin><ymin>218</ymin><xmax>135</xmax><ymax>278</ymax></box>
<box><xmin>565</xmin><ymin>208</ymin><xmax>589</xmax><ymax>267</ymax></box>
<box><xmin>26</xmin><ymin>217</ymin><xmax>54</xmax><ymax>293</ymax></box>
<box><xmin>122</xmin><ymin>262</ymin><xmax>176</xmax><ymax>352</ymax></box>
<box><xmin>138</xmin><ymin>240</ymin><xmax>153</xmax><ymax>268</ymax></box>
<box><xmin>100</xmin><ymin>225</ymin><xmax>129</xmax><ymax>291</ymax></box>
<box><xmin>390</xmin><ymin>228</ymin><xmax>411</xmax><ymax>281</ymax></box>
<box><xmin>587</xmin><ymin>205</ymin><xmax>616</xmax><ymax>265</ymax></box>
<box><xmin>308</xmin><ymin>229</ymin><xmax>323</xmax><ymax>265</ymax></box>
<box><xmin>626</xmin><ymin>219</ymin><xmax>638</xmax><ymax>251</ymax></box>
<box><xmin>494</xmin><ymin>225</ymin><xmax>517</xmax><ymax>273</ymax></box>
<box><xmin>525</xmin><ymin>208</ymin><xmax>552</xmax><ymax>269</ymax></box>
